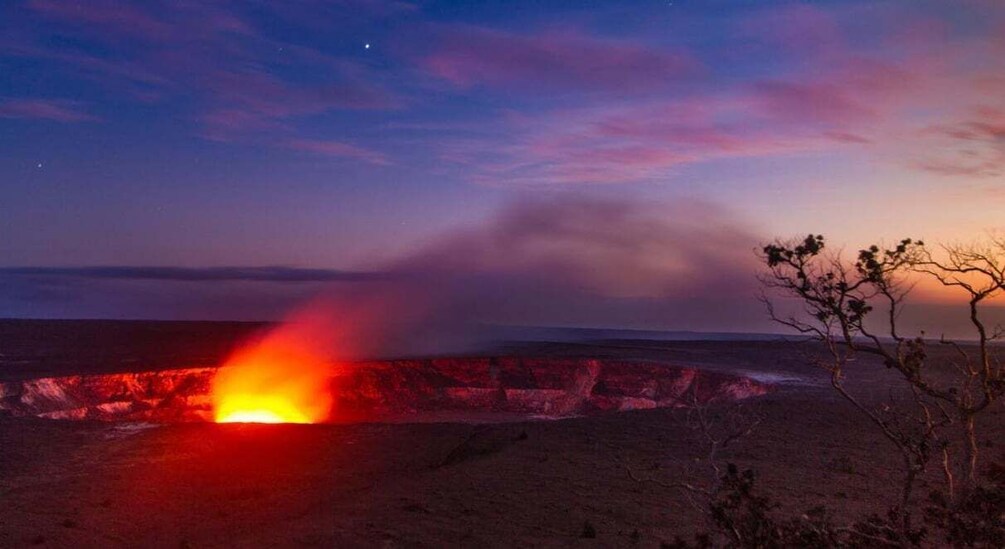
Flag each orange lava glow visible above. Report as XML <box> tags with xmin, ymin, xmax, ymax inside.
<box><xmin>217</xmin><ymin>409</ymin><xmax>301</xmax><ymax>424</ymax></box>
<box><xmin>211</xmin><ymin>315</ymin><xmax>334</xmax><ymax>424</ymax></box>
<box><xmin>215</xmin><ymin>399</ymin><xmax>311</xmax><ymax>424</ymax></box>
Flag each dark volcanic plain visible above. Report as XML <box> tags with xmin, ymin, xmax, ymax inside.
<box><xmin>1</xmin><ymin>320</ymin><xmax>1003</xmax><ymax>548</ymax></box>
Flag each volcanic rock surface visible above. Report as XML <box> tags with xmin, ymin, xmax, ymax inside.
<box><xmin>0</xmin><ymin>358</ymin><xmax>770</xmax><ymax>423</ymax></box>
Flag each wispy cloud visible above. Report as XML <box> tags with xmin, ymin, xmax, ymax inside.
<box><xmin>0</xmin><ymin>98</ymin><xmax>96</xmax><ymax>122</ymax></box>
<box><xmin>433</xmin><ymin>96</ymin><xmax>844</xmax><ymax>186</ymax></box>
<box><xmin>918</xmin><ymin>106</ymin><xmax>1005</xmax><ymax>178</ymax></box>
<box><xmin>14</xmin><ymin>0</ymin><xmax>398</xmax><ymax>147</ymax></box>
<box><xmin>197</xmin><ymin>67</ymin><xmax>398</xmax><ymax>141</ymax></box>
<box><xmin>285</xmin><ymin>138</ymin><xmax>390</xmax><ymax>165</ymax></box>
<box><xmin>419</xmin><ymin>24</ymin><xmax>698</xmax><ymax>95</ymax></box>
<box><xmin>27</xmin><ymin>0</ymin><xmax>178</xmax><ymax>39</ymax></box>
<box><xmin>424</xmin><ymin>3</ymin><xmax>1005</xmax><ymax>185</ymax></box>
<box><xmin>0</xmin><ymin>266</ymin><xmax>386</xmax><ymax>283</ymax></box>
<box><xmin>6</xmin><ymin>0</ymin><xmax>1005</xmax><ymax>187</ymax></box>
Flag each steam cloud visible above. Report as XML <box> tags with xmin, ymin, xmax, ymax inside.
<box><xmin>0</xmin><ymin>196</ymin><xmax>770</xmax><ymax>355</ymax></box>
<box><xmin>250</xmin><ymin>196</ymin><xmax>766</xmax><ymax>359</ymax></box>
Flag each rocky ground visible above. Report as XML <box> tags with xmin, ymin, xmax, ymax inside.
<box><xmin>1</xmin><ymin>321</ymin><xmax>1003</xmax><ymax>547</ymax></box>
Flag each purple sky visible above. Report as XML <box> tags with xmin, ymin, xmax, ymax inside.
<box><xmin>2</xmin><ymin>1</ymin><xmax>1004</xmax><ymax>327</ymax></box>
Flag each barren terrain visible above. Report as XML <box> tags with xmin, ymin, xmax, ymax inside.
<box><xmin>1</xmin><ymin>321</ymin><xmax>1002</xmax><ymax>547</ymax></box>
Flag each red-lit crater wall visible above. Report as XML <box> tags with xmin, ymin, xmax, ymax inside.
<box><xmin>0</xmin><ymin>358</ymin><xmax>770</xmax><ymax>423</ymax></box>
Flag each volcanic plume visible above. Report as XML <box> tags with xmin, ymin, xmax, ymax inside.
<box><xmin>207</xmin><ymin>196</ymin><xmax>763</xmax><ymax>423</ymax></box>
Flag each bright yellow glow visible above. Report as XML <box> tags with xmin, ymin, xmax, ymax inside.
<box><xmin>211</xmin><ymin>317</ymin><xmax>333</xmax><ymax>425</ymax></box>
<box><xmin>218</xmin><ymin>410</ymin><xmax>288</xmax><ymax>424</ymax></box>
<box><xmin>215</xmin><ymin>395</ymin><xmax>311</xmax><ymax>424</ymax></box>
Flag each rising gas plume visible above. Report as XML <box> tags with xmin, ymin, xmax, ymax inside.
<box><xmin>209</xmin><ymin>196</ymin><xmax>761</xmax><ymax>422</ymax></box>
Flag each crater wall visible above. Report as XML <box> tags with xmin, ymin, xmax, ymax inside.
<box><xmin>0</xmin><ymin>358</ymin><xmax>770</xmax><ymax>422</ymax></box>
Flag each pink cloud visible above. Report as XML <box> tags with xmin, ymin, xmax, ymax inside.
<box><xmin>21</xmin><ymin>0</ymin><xmax>397</xmax><ymax>147</ymax></box>
<box><xmin>0</xmin><ymin>41</ymin><xmax>171</xmax><ymax>102</ymax></box>
<box><xmin>432</xmin><ymin>2</ymin><xmax>1005</xmax><ymax>186</ymax></box>
<box><xmin>918</xmin><ymin>106</ymin><xmax>1005</xmax><ymax>178</ymax></box>
<box><xmin>752</xmin><ymin>81</ymin><xmax>875</xmax><ymax>126</ymax></box>
<box><xmin>748</xmin><ymin>57</ymin><xmax>917</xmax><ymax>129</ymax></box>
<box><xmin>28</xmin><ymin>0</ymin><xmax>252</xmax><ymax>42</ymax></box>
<box><xmin>27</xmin><ymin>0</ymin><xmax>174</xmax><ymax>38</ymax></box>
<box><xmin>14</xmin><ymin>0</ymin><xmax>1005</xmax><ymax>187</ymax></box>
<box><xmin>197</xmin><ymin>66</ymin><xmax>399</xmax><ymax>141</ymax></box>
<box><xmin>203</xmin><ymin>68</ymin><xmax>396</xmax><ymax>115</ymax></box>
<box><xmin>260</xmin><ymin>0</ymin><xmax>418</xmax><ymax>26</ymax></box>
<box><xmin>285</xmin><ymin>139</ymin><xmax>390</xmax><ymax>166</ymax></box>
<box><xmin>435</xmin><ymin>90</ymin><xmax>868</xmax><ymax>186</ymax></box>
<box><xmin>421</xmin><ymin>25</ymin><xmax>698</xmax><ymax>94</ymax></box>
<box><xmin>0</xmin><ymin>99</ymin><xmax>97</xmax><ymax>122</ymax></box>
<box><xmin>199</xmin><ymin>109</ymin><xmax>286</xmax><ymax>142</ymax></box>
<box><xmin>823</xmin><ymin>132</ymin><xmax>872</xmax><ymax>145</ymax></box>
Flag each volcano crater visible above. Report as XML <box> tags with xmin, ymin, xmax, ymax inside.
<box><xmin>0</xmin><ymin>357</ymin><xmax>770</xmax><ymax>423</ymax></box>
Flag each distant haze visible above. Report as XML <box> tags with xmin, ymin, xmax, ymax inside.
<box><xmin>4</xmin><ymin>194</ymin><xmax>1004</xmax><ymax>346</ymax></box>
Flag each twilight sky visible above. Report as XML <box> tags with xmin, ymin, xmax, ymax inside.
<box><xmin>2</xmin><ymin>0</ymin><xmax>1004</xmax><ymax>327</ymax></box>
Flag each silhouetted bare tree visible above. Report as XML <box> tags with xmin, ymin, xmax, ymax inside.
<box><xmin>758</xmin><ymin>234</ymin><xmax>1005</xmax><ymax>511</ymax></box>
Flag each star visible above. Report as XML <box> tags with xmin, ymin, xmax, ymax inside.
<box><xmin>364</xmin><ymin>43</ymin><xmax>371</xmax><ymax>50</ymax></box>
<box><xmin>36</xmin><ymin>163</ymin><xmax>42</xmax><ymax>169</ymax></box>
